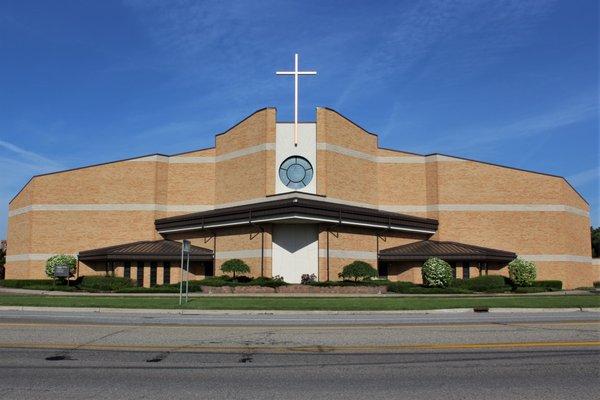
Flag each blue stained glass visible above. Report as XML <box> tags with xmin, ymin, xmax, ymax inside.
<box><xmin>279</xmin><ymin>156</ymin><xmax>313</xmax><ymax>189</ymax></box>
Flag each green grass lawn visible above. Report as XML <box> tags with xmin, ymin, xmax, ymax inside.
<box><xmin>0</xmin><ymin>294</ymin><xmax>597</xmax><ymax>310</ymax></box>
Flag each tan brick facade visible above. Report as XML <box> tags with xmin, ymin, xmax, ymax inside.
<box><xmin>5</xmin><ymin>107</ymin><xmax>595</xmax><ymax>288</ymax></box>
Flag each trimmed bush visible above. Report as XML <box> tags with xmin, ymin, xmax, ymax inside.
<box><xmin>463</xmin><ymin>275</ymin><xmax>509</xmax><ymax>292</ymax></box>
<box><xmin>421</xmin><ymin>257</ymin><xmax>453</xmax><ymax>288</ymax></box>
<box><xmin>220</xmin><ymin>259</ymin><xmax>250</xmax><ymax>279</ymax></box>
<box><xmin>514</xmin><ymin>286</ymin><xmax>548</xmax><ymax>293</ymax></box>
<box><xmin>0</xmin><ymin>279</ymin><xmax>54</xmax><ymax>288</ymax></box>
<box><xmin>78</xmin><ymin>276</ymin><xmax>134</xmax><ymax>291</ymax></box>
<box><xmin>533</xmin><ymin>280</ymin><xmax>562</xmax><ymax>290</ymax></box>
<box><xmin>386</xmin><ymin>281</ymin><xmax>417</xmax><ymax>293</ymax></box>
<box><xmin>251</xmin><ymin>276</ymin><xmax>287</xmax><ymax>288</ymax></box>
<box><xmin>508</xmin><ymin>258</ymin><xmax>537</xmax><ymax>287</ymax></box>
<box><xmin>45</xmin><ymin>254</ymin><xmax>77</xmax><ymax>279</ymax></box>
<box><xmin>338</xmin><ymin>261</ymin><xmax>378</xmax><ymax>282</ymax></box>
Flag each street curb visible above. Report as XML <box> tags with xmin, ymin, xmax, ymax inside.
<box><xmin>0</xmin><ymin>306</ymin><xmax>598</xmax><ymax>315</ymax></box>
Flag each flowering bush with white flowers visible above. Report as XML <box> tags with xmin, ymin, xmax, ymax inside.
<box><xmin>421</xmin><ymin>257</ymin><xmax>453</xmax><ymax>287</ymax></box>
<box><xmin>508</xmin><ymin>258</ymin><xmax>537</xmax><ymax>287</ymax></box>
<box><xmin>45</xmin><ymin>254</ymin><xmax>77</xmax><ymax>278</ymax></box>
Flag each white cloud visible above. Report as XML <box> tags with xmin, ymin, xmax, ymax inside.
<box><xmin>335</xmin><ymin>0</ymin><xmax>557</xmax><ymax>107</ymax></box>
<box><xmin>567</xmin><ymin>167</ymin><xmax>600</xmax><ymax>188</ymax></box>
<box><xmin>0</xmin><ymin>139</ymin><xmax>59</xmax><ymax>167</ymax></box>
<box><xmin>414</xmin><ymin>95</ymin><xmax>598</xmax><ymax>153</ymax></box>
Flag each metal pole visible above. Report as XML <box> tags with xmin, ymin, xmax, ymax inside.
<box><xmin>179</xmin><ymin>242</ymin><xmax>184</xmax><ymax>306</ymax></box>
<box><xmin>185</xmin><ymin>251</ymin><xmax>190</xmax><ymax>303</ymax></box>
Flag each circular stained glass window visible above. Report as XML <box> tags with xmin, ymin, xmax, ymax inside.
<box><xmin>279</xmin><ymin>156</ymin><xmax>313</xmax><ymax>189</ymax></box>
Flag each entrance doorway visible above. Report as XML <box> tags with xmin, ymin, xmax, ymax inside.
<box><xmin>272</xmin><ymin>224</ymin><xmax>318</xmax><ymax>283</ymax></box>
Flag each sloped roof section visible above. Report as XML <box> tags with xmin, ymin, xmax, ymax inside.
<box><xmin>155</xmin><ymin>193</ymin><xmax>438</xmax><ymax>236</ymax></box>
<box><xmin>379</xmin><ymin>240</ymin><xmax>516</xmax><ymax>262</ymax></box>
<box><xmin>78</xmin><ymin>240</ymin><xmax>213</xmax><ymax>262</ymax></box>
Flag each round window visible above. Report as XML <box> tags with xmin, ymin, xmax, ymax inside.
<box><xmin>279</xmin><ymin>156</ymin><xmax>313</xmax><ymax>189</ymax></box>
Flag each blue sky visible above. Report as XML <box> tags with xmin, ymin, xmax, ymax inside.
<box><xmin>0</xmin><ymin>0</ymin><xmax>598</xmax><ymax>238</ymax></box>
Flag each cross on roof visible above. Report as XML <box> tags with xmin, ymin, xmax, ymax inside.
<box><xmin>276</xmin><ymin>54</ymin><xmax>317</xmax><ymax>146</ymax></box>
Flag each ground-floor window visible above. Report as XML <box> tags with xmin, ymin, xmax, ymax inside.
<box><xmin>163</xmin><ymin>262</ymin><xmax>170</xmax><ymax>285</ymax></box>
<box><xmin>451</xmin><ymin>263</ymin><xmax>457</xmax><ymax>278</ymax></box>
<box><xmin>205</xmin><ymin>262</ymin><xmax>214</xmax><ymax>277</ymax></box>
<box><xmin>377</xmin><ymin>262</ymin><xmax>388</xmax><ymax>278</ymax></box>
<box><xmin>123</xmin><ymin>261</ymin><xmax>131</xmax><ymax>279</ymax></box>
<box><xmin>136</xmin><ymin>262</ymin><xmax>144</xmax><ymax>287</ymax></box>
<box><xmin>462</xmin><ymin>262</ymin><xmax>470</xmax><ymax>279</ymax></box>
<box><xmin>150</xmin><ymin>262</ymin><xmax>157</xmax><ymax>287</ymax></box>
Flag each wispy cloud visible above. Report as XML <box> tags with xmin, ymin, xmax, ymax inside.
<box><xmin>0</xmin><ymin>139</ymin><xmax>59</xmax><ymax>167</ymax></box>
<box><xmin>0</xmin><ymin>140</ymin><xmax>61</xmax><ymax>237</ymax></box>
<box><xmin>335</xmin><ymin>0</ymin><xmax>557</xmax><ymax>107</ymax></box>
<box><xmin>411</xmin><ymin>94</ymin><xmax>597</xmax><ymax>153</ymax></box>
<box><xmin>567</xmin><ymin>167</ymin><xmax>600</xmax><ymax>188</ymax></box>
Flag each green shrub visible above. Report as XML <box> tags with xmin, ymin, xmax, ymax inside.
<box><xmin>220</xmin><ymin>259</ymin><xmax>250</xmax><ymax>279</ymax></box>
<box><xmin>462</xmin><ymin>275</ymin><xmax>509</xmax><ymax>292</ymax></box>
<box><xmin>508</xmin><ymin>258</ymin><xmax>537</xmax><ymax>287</ymax></box>
<box><xmin>197</xmin><ymin>276</ymin><xmax>237</xmax><ymax>286</ymax></box>
<box><xmin>45</xmin><ymin>254</ymin><xmax>77</xmax><ymax>279</ymax></box>
<box><xmin>0</xmin><ymin>279</ymin><xmax>77</xmax><ymax>291</ymax></box>
<box><xmin>533</xmin><ymin>280</ymin><xmax>562</xmax><ymax>290</ymax></box>
<box><xmin>421</xmin><ymin>257</ymin><xmax>453</xmax><ymax>288</ymax></box>
<box><xmin>308</xmin><ymin>279</ymin><xmax>389</xmax><ymax>287</ymax></box>
<box><xmin>338</xmin><ymin>261</ymin><xmax>378</xmax><ymax>282</ymax></box>
<box><xmin>386</xmin><ymin>281</ymin><xmax>417</xmax><ymax>293</ymax></box>
<box><xmin>0</xmin><ymin>279</ymin><xmax>54</xmax><ymax>288</ymax></box>
<box><xmin>78</xmin><ymin>276</ymin><xmax>134</xmax><ymax>291</ymax></box>
<box><xmin>514</xmin><ymin>286</ymin><xmax>548</xmax><ymax>293</ymax></box>
<box><xmin>405</xmin><ymin>286</ymin><xmax>472</xmax><ymax>294</ymax></box>
<box><xmin>251</xmin><ymin>276</ymin><xmax>287</xmax><ymax>287</ymax></box>
<box><xmin>593</xmin><ymin>281</ymin><xmax>600</xmax><ymax>288</ymax></box>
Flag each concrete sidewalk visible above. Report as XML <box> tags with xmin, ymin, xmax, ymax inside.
<box><xmin>0</xmin><ymin>287</ymin><xmax>596</xmax><ymax>298</ymax></box>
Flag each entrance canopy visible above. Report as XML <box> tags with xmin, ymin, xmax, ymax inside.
<box><xmin>378</xmin><ymin>240</ymin><xmax>516</xmax><ymax>262</ymax></box>
<box><xmin>155</xmin><ymin>193</ymin><xmax>438</xmax><ymax>237</ymax></box>
<box><xmin>78</xmin><ymin>240</ymin><xmax>213</xmax><ymax>262</ymax></box>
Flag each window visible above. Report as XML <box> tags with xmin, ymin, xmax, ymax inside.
<box><xmin>451</xmin><ymin>263</ymin><xmax>457</xmax><ymax>278</ymax></box>
<box><xmin>163</xmin><ymin>262</ymin><xmax>170</xmax><ymax>285</ymax></box>
<box><xmin>377</xmin><ymin>262</ymin><xmax>389</xmax><ymax>278</ymax></box>
<box><xmin>462</xmin><ymin>262</ymin><xmax>470</xmax><ymax>279</ymax></box>
<box><xmin>136</xmin><ymin>262</ymin><xmax>144</xmax><ymax>287</ymax></box>
<box><xmin>204</xmin><ymin>262</ymin><xmax>214</xmax><ymax>277</ymax></box>
<box><xmin>279</xmin><ymin>156</ymin><xmax>313</xmax><ymax>189</ymax></box>
<box><xmin>150</xmin><ymin>262</ymin><xmax>157</xmax><ymax>287</ymax></box>
<box><xmin>123</xmin><ymin>261</ymin><xmax>131</xmax><ymax>279</ymax></box>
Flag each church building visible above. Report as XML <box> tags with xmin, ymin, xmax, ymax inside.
<box><xmin>4</xmin><ymin>57</ymin><xmax>596</xmax><ymax>289</ymax></box>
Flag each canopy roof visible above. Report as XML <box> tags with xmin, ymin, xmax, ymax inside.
<box><xmin>378</xmin><ymin>240</ymin><xmax>516</xmax><ymax>262</ymax></box>
<box><xmin>155</xmin><ymin>193</ymin><xmax>438</xmax><ymax>237</ymax></box>
<box><xmin>78</xmin><ymin>240</ymin><xmax>213</xmax><ymax>262</ymax></box>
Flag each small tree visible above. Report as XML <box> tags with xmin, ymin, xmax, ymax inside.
<box><xmin>338</xmin><ymin>261</ymin><xmax>377</xmax><ymax>282</ymax></box>
<box><xmin>508</xmin><ymin>258</ymin><xmax>536</xmax><ymax>287</ymax></box>
<box><xmin>422</xmin><ymin>257</ymin><xmax>453</xmax><ymax>288</ymax></box>
<box><xmin>45</xmin><ymin>254</ymin><xmax>77</xmax><ymax>279</ymax></box>
<box><xmin>220</xmin><ymin>259</ymin><xmax>250</xmax><ymax>279</ymax></box>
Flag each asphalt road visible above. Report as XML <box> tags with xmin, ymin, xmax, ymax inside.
<box><xmin>0</xmin><ymin>310</ymin><xmax>598</xmax><ymax>399</ymax></box>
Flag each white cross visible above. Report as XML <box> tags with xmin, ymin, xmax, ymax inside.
<box><xmin>276</xmin><ymin>53</ymin><xmax>317</xmax><ymax>146</ymax></box>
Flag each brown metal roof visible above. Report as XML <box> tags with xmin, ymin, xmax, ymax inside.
<box><xmin>78</xmin><ymin>240</ymin><xmax>213</xmax><ymax>262</ymax></box>
<box><xmin>378</xmin><ymin>240</ymin><xmax>516</xmax><ymax>262</ymax></box>
<box><xmin>155</xmin><ymin>193</ymin><xmax>438</xmax><ymax>236</ymax></box>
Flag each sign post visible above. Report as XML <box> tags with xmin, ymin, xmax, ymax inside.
<box><xmin>53</xmin><ymin>265</ymin><xmax>70</xmax><ymax>286</ymax></box>
<box><xmin>179</xmin><ymin>240</ymin><xmax>191</xmax><ymax>305</ymax></box>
